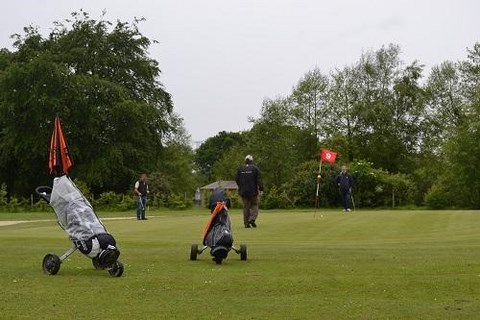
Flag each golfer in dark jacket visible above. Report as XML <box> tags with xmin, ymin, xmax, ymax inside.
<box><xmin>336</xmin><ymin>165</ymin><xmax>353</xmax><ymax>212</ymax></box>
<box><xmin>235</xmin><ymin>155</ymin><xmax>263</xmax><ymax>228</ymax></box>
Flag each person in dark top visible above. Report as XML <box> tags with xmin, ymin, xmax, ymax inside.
<box><xmin>134</xmin><ymin>173</ymin><xmax>149</xmax><ymax>220</ymax></box>
<box><xmin>235</xmin><ymin>155</ymin><xmax>264</xmax><ymax>228</ymax></box>
<box><xmin>336</xmin><ymin>165</ymin><xmax>353</xmax><ymax>212</ymax></box>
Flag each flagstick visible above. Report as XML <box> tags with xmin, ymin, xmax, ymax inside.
<box><xmin>314</xmin><ymin>159</ymin><xmax>323</xmax><ymax>217</ymax></box>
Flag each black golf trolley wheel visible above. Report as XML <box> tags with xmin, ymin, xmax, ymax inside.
<box><xmin>240</xmin><ymin>244</ymin><xmax>247</xmax><ymax>261</ymax></box>
<box><xmin>190</xmin><ymin>244</ymin><xmax>198</xmax><ymax>261</ymax></box>
<box><xmin>42</xmin><ymin>253</ymin><xmax>61</xmax><ymax>275</ymax></box>
<box><xmin>108</xmin><ymin>261</ymin><xmax>124</xmax><ymax>277</ymax></box>
<box><xmin>92</xmin><ymin>257</ymin><xmax>103</xmax><ymax>269</ymax></box>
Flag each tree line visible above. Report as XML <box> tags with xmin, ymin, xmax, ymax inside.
<box><xmin>0</xmin><ymin>12</ymin><xmax>196</xmax><ymax>208</ymax></box>
<box><xmin>195</xmin><ymin>43</ymin><xmax>480</xmax><ymax>209</ymax></box>
<box><xmin>0</xmin><ymin>12</ymin><xmax>479</xmax><ymax>209</ymax></box>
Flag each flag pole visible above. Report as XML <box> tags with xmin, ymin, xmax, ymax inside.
<box><xmin>315</xmin><ymin>158</ymin><xmax>323</xmax><ymax>210</ymax></box>
<box><xmin>315</xmin><ymin>148</ymin><xmax>336</xmax><ymax>215</ymax></box>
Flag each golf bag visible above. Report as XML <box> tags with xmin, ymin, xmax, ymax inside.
<box><xmin>204</xmin><ymin>188</ymin><xmax>233</xmax><ymax>260</ymax></box>
<box><xmin>190</xmin><ymin>187</ymin><xmax>247</xmax><ymax>264</ymax></box>
<box><xmin>37</xmin><ymin>175</ymin><xmax>123</xmax><ymax>276</ymax></box>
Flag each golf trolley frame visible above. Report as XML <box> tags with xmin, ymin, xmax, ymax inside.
<box><xmin>190</xmin><ymin>243</ymin><xmax>247</xmax><ymax>264</ymax></box>
<box><xmin>36</xmin><ymin>185</ymin><xmax>124</xmax><ymax>277</ymax></box>
<box><xmin>42</xmin><ymin>246</ymin><xmax>124</xmax><ymax>277</ymax></box>
<box><xmin>190</xmin><ymin>193</ymin><xmax>249</xmax><ymax>265</ymax></box>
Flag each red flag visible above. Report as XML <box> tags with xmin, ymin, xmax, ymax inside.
<box><xmin>320</xmin><ymin>149</ymin><xmax>337</xmax><ymax>163</ymax></box>
<box><xmin>49</xmin><ymin>115</ymin><xmax>73</xmax><ymax>176</ymax></box>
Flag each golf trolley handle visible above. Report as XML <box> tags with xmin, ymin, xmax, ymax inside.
<box><xmin>35</xmin><ymin>186</ymin><xmax>52</xmax><ymax>203</ymax></box>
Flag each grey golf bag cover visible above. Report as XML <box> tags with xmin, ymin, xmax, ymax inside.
<box><xmin>49</xmin><ymin>175</ymin><xmax>120</xmax><ymax>267</ymax></box>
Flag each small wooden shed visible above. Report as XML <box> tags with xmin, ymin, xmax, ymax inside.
<box><xmin>200</xmin><ymin>180</ymin><xmax>238</xmax><ymax>191</ymax></box>
<box><xmin>199</xmin><ymin>180</ymin><xmax>238</xmax><ymax>206</ymax></box>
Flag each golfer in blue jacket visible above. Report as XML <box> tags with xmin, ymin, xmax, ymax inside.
<box><xmin>336</xmin><ymin>165</ymin><xmax>353</xmax><ymax>212</ymax></box>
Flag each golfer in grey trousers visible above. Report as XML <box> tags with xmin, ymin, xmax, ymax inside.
<box><xmin>235</xmin><ymin>155</ymin><xmax>264</xmax><ymax>228</ymax></box>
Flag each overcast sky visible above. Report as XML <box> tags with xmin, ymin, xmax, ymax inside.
<box><xmin>1</xmin><ymin>1</ymin><xmax>479</xmax><ymax>143</ymax></box>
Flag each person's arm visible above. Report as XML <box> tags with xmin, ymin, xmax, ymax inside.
<box><xmin>235</xmin><ymin>170</ymin><xmax>239</xmax><ymax>185</ymax></box>
<box><xmin>235</xmin><ymin>168</ymin><xmax>242</xmax><ymax>188</ymax></box>
<box><xmin>256</xmin><ymin>167</ymin><xmax>264</xmax><ymax>193</ymax></box>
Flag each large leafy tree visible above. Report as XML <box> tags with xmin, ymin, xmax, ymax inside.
<box><xmin>245</xmin><ymin>97</ymin><xmax>317</xmax><ymax>189</ymax></box>
<box><xmin>154</xmin><ymin>112</ymin><xmax>196</xmax><ymax>196</ymax></box>
<box><xmin>326</xmin><ymin>65</ymin><xmax>361</xmax><ymax>162</ymax></box>
<box><xmin>194</xmin><ymin>131</ymin><xmax>244</xmax><ymax>182</ymax></box>
<box><xmin>410</xmin><ymin>61</ymin><xmax>462</xmax><ymax>203</ymax></box>
<box><xmin>0</xmin><ymin>11</ymin><xmax>174</xmax><ymax>196</ymax></box>
<box><xmin>439</xmin><ymin>43</ymin><xmax>480</xmax><ymax>208</ymax></box>
<box><xmin>289</xmin><ymin>68</ymin><xmax>330</xmax><ymax>141</ymax></box>
<box><xmin>326</xmin><ymin>44</ymin><xmax>426</xmax><ymax>173</ymax></box>
<box><xmin>419</xmin><ymin>43</ymin><xmax>480</xmax><ymax>209</ymax></box>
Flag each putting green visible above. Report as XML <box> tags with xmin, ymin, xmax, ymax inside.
<box><xmin>1</xmin><ymin>209</ymin><xmax>479</xmax><ymax>319</ymax></box>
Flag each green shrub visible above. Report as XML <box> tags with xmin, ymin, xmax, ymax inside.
<box><xmin>261</xmin><ymin>186</ymin><xmax>293</xmax><ymax>209</ymax></box>
<box><xmin>73</xmin><ymin>179</ymin><xmax>93</xmax><ymax>201</ymax></box>
<box><xmin>95</xmin><ymin>191</ymin><xmax>122</xmax><ymax>209</ymax></box>
<box><xmin>424</xmin><ymin>182</ymin><xmax>454</xmax><ymax>209</ymax></box>
<box><xmin>116</xmin><ymin>195</ymin><xmax>137</xmax><ymax>211</ymax></box>
<box><xmin>149</xmin><ymin>192</ymin><xmax>166</xmax><ymax>209</ymax></box>
<box><xmin>0</xmin><ymin>183</ymin><xmax>7</xmax><ymax>208</ymax></box>
<box><xmin>350</xmin><ymin>161</ymin><xmax>415</xmax><ymax>208</ymax></box>
<box><xmin>166</xmin><ymin>193</ymin><xmax>192</xmax><ymax>210</ymax></box>
<box><xmin>7</xmin><ymin>196</ymin><xmax>21</xmax><ymax>212</ymax></box>
<box><xmin>226</xmin><ymin>190</ymin><xmax>242</xmax><ymax>209</ymax></box>
<box><xmin>33</xmin><ymin>199</ymin><xmax>50</xmax><ymax>212</ymax></box>
<box><xmin>283</xmin><ymin>160</ymin><xmax>338</xmax><ymax>208</ymax></box>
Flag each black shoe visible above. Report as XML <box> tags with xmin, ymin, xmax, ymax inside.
<box><xmin>142</xmin><ymin>217</ymin><xmax>148</xmax><ymax>220</ymax></box>
<box><xmin>250</xmin><ymin>221</ymin><xmax>257</xmax><ymax>228</ymax></box>
<box><xmin>245</xmin><ymin>223</ymin><xmax>251</xmax><ymax>228</ymax></box>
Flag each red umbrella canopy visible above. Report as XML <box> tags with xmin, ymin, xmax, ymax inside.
<box><xmin>49</xmin><ymin>115</ymin><xmax>73</xmax><ymax>176</ymax></box>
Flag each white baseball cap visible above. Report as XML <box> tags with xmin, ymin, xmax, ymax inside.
<box><xmin>245</xmin><ymin>154</ymin><xmax>253</xmax><ymax>161</ymax></box>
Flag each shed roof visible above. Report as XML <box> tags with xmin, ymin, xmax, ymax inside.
<box><xmin>200</xmin><ymin>180</ymin><xmax>238</xmax><ymax>190</ymax></box>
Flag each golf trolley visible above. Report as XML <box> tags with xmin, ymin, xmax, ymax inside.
<box><xmin>36</xmin><ymin>176</ymin><xmax>124</xmax><ymax>277</ymax></box>
<box><xmin>190</xmin><ymin>188</ymin><xmax>248</xmax><ymax>265</ymax></box>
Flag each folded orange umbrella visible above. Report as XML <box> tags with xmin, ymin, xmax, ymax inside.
<box><xmin>49</xmin><ymin>115</ymin><xmax>73</xmax><ymax>176</ymax></box>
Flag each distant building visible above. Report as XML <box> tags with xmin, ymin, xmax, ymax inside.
<box><xmin>200</xmin><ymin>180</ymin><xmax>238</xmax><ymax>191</ymax></box>
<box><xmin>199</xmin><ymin>180</ymin><xmax>238</xmax><ymax>206</ymax></box>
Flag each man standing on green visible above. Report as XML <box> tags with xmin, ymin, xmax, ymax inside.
<box><xmin>336</xmin><ymin>165</ymin><xmax>353</xmax><ymax>212</ymax></box>
<box><xmin>235</xmin><ymin>155</ymin><xmax>264</xmax><ymax>228</ymax></box>
<box><xmin>134</xmin><ymin>173</ymin><xmax>149</xmax><ymax>220</ymax></box>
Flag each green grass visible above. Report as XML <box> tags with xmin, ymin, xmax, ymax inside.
<box><xmin>1</xmin><ymin>209</ymin><xmax>480</xmax><ymax>319</ymax></box>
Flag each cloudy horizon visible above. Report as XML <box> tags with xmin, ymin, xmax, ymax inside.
<box><xmin>1</xmin><ymin>0</ymin><xmax>478</xmax><ymax>143</ymax></box>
